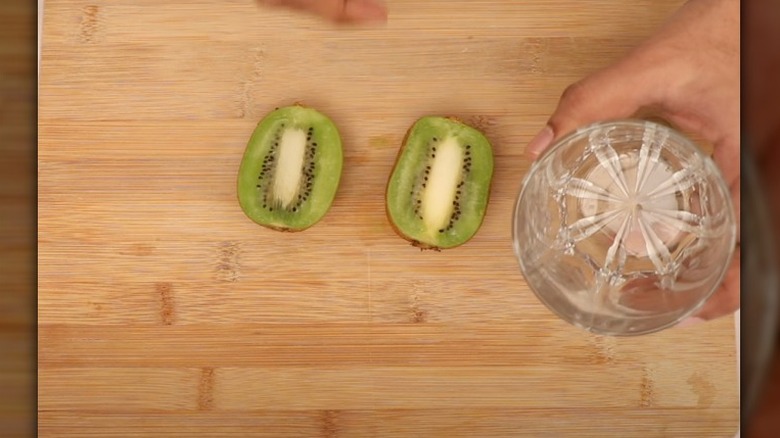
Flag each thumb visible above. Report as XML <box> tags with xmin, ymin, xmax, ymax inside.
<box><xmin>526</xmin><ymin>60</ymin><xmax>662</xmax><ymax>160</ymax></box>
<box><xmin>261</xmin><ymin>0</ymin><xmax>387</xmax><ymax>23</ymax></box>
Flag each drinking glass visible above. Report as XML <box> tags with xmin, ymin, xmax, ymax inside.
<box><xmin>513</xmin><ymin>120</ymin><xmax>737</xmax><ymax>336</ymax></box>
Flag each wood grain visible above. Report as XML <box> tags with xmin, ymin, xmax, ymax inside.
<box><xmin>39</xmin><ymin>0</ymin><xmax>738</xmax><ymax>436</ymax></box>
<box><xmin>38</xmin><ymin>409</ymin><xmax>740</xmax><ymax>438</ymax></box>
<box><xmin>38</xmin><ymin>322</ymin><xmax>736</xmax><ymax>368</ymax></box>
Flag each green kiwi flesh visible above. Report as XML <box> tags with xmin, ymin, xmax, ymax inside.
<box><xmin>238</xmin><ymin>105</ymin><xmax>343</xmax><ymax>231</ymax></box>
<box><xmin>386</xmin><ymin>116</ymin><xmax>494</xmax><ymax>249</ymax></box>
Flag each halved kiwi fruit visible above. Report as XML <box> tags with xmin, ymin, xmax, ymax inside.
<box><xmin>386</xmin><ymin>116</ymin><xmax>494</xmax><ymax>250</ymax></box>
<box><xmin>237</xmin><ymin>105</ymin><xmax>343</xmax><ymax>232</ymax></box>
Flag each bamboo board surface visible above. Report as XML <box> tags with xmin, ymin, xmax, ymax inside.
<box><xmin>38</xmin><ymin>1</ymin><xmax>738</xmax><ymax>436</ymax></box>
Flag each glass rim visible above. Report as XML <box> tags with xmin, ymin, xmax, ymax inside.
<box><xmin>512</xmin><ymin>118</ymin><xmax>738</xmax><ymax>336</ymax></box>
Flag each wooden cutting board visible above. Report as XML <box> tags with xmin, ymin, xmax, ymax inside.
<box><xmin>38</xmin><ymin>1</ymin><xmax>738</xmax><ymax>436</ymax></box>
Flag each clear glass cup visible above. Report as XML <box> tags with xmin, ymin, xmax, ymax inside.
<box><xmin>513</xmin><ymin>120</ymin><xmax>737</xmax><ymax>336</ymax></box>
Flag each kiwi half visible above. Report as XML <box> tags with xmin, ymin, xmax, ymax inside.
<box><xmin>237</xmin><ymin>105</ymin><xmax>343</xmax><ymax>232</ymax></box>
<box><xmin>386</xmin><ymin>116</ymin><xmax>494</xmax><ymax>250</ymax></box>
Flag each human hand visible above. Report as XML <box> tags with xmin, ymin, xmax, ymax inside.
<box><xmin>525</xmin><ymin>0</ymin><xmax>740</xmax><ymax>325</ymax></box>
<box><xmin>259</xmin><ymin>0</ymin><xmax>388</xmax><ymax>24</ymax></box>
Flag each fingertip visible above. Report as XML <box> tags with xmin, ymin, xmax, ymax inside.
<box><xmin>525</xmin><ymin>125</ymin><xmax>554</xmax><ymax>160</ymax></box>
<box><xmin>342</xmin><ymin>0</ymin><xmax>388</xmax><ymax>24</ymax></box>
<box><xmin>675</xmin><ymin>316</ymin><xmax>705</xmax><ymax>328</ymax></box>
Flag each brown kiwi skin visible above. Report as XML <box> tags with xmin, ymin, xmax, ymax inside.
<box><xmin>264</xmin><ymin>224</ymin><xmax>298</xmax><ymax>233</ymax></box>
<box><xmin>384</xmin><ymin>116</ymin><xmax>492</xmax><ymax>252</ymax></box>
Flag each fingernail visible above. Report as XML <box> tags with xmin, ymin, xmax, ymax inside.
<box><xmin>676</xmin><ymin>317</ymin><xmax>705</xmax><ymax>328</ymax></box>
<box><xmin>343</xmin><ymin>0</ymin><xmax>388</xmax><ymax>23</ymax></box>
<box><xmin>526</xmin><ymin>125</ymin><xmax>554</xmax><ymax>159</ymax></box>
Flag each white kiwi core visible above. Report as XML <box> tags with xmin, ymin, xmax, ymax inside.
<box><xmin>272</xmin><ymin>128</ymin><xmax>307</xmax><ymax>209</ymax></box>
<box><xmin>421</xmin><ymin>137</ymin><xmax>463</xmax><ymax>235</ymax></box>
